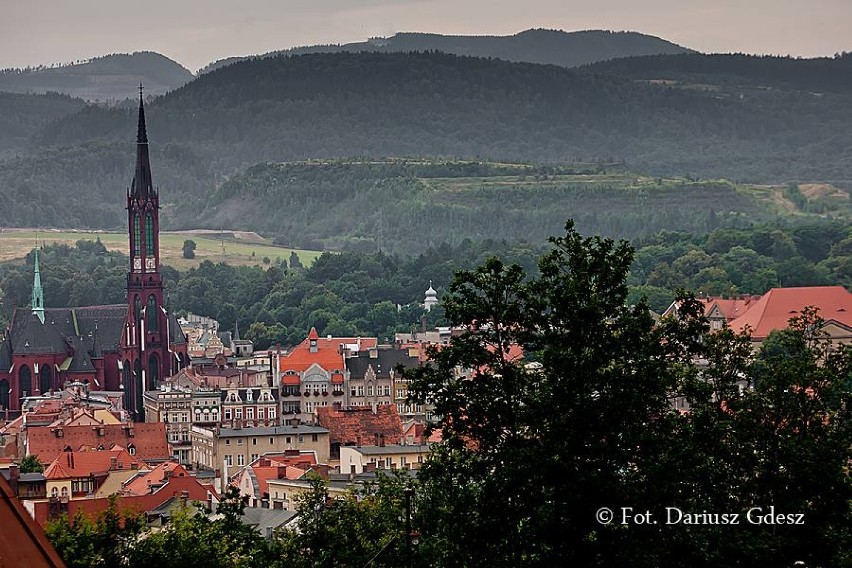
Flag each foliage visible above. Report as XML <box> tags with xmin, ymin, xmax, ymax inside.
<box><xmin>273</xmin><ymin>473</ymin><xmax>423</xmax><ymax>567</ymax></box>
<box><xmin>182</xmin><ymin>239</ymin><xmax>197</xmax><ymax>259</ymax></box>
<box><xmin>46</xmin><ymin>495</ymin><xmax>145</xmax><ymax>568</ymax></box>
<box><xmin>404</xmin><ymin>221</ymin><xmax>851</xmax><ymax>566</ymax></box>
<box><xmin>129</xmin><ymin>486</ymin><xmax>273</xmax><ymax>568</ymax></box>
<box><xmin>18</xmin><ymin>454</ymin><xmax>44</xmax><ymax>473</ymax></box>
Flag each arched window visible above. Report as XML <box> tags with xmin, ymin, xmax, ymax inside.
<box><xmin>134</xmin><ymin>359</ymin><xmax>143</xmax><ymax>418</ymax></box>
<box><xmin>147</xmin><ymin>295</ymin><xmax>159</xmax><ymax>332</ymax></box>
<box><xmin>133</xmin><ymin>214</ymin><xmax>141</xmax><ymax>255</ymax></box>
<box><xmin>145</xmin><ymin>213</ymin><xmax>155</xmax><ymax>254</ymax></box>
<box><xmin>134</xmin><ymin>296</ymin><xmax>142</xmax><ymax>326</ymax></box>
<box><xmin>122</xmin><ymin>360</ymin><xmax>131</xmax><ymax>412</ymax></box>
<box><xmin>61</xmin><ymin>487</ymin><xmax>68</xmax><ymax>498</ymax></box>
<box><xmin>19</xmin><ymin>365</ymin><xmax>31</xmax><ymax>399</ymax></box>
<box><xmin>0</xmin><ymin>379</ymin><xmax>8</xmax><ymax>410</ymax></box>
<box><xmin>127</xmin><ymin>444</ymin><xmax>136</xmax><ymax>456</ymax></box>
<box><xmin>40</xmin><ymin>364</ymin><xmax>52</xmax><ymax>394</ymax></box>
<box><xmin>148</xmin><ymin>353</ymin><xmax>160</xmax><ymax>388</ymax></box>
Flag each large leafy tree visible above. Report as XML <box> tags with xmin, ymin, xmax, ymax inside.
<box><xmin>406</xmin><ymin>221</ymin><xmax>703</xmax><ymax>565</ymax></box>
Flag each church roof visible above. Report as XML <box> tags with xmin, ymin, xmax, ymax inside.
<box><xmin>7</xmin><ymin>305</ymin><xmax>126</xmax><ymax>356</ymax></box>
<box><xmin>168</xmin><ymin>312</ymin><xmax>187</xmax><ymax>345</ymax></box>
<box><xmin>131</xmin><ymin>89</ymin><xmax>154</xmax><ymax>200</ymax></box>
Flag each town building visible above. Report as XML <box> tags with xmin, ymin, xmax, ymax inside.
<box><xmin>345</xmin><ymin>346</ymin><xmax>419</xmax><ymax>410</ymax></box>
<box><xmin>315</xmin><ymin>404</ymin><xmax>403</xmax><ymax>459</ymax></box>
<box><xmin>190</xmin><ymin>424</ymin><xmax>330</xmax><ymax>484</ymax></box>
<box><xmin>0</xmin><ymin>93</ymin><xmax>189</xmax><ymax>419</ymax></box>
<box><xmin>339</xmin><ymin>444</ymin><xmax>430</xmax><ymax>474</ymax></box>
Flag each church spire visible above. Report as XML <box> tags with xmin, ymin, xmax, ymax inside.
<box><xmin>131</xmin><ymin>84</ymin><xmax>153</xmax><ymax>199</ymax></box>
<box><xmin>31</xmin><ymin>248</ymin><xmax>44</xmax><ymax>324</ymax></box>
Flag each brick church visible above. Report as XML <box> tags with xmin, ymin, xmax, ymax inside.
<box><xmin>0</xmin><ymin>91</ymin><xmax>189</xmax><ymax>420</ymax></box>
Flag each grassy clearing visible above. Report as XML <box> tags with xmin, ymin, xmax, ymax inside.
<box><xmin>0</xmin><ymin>230</ymin><xmax>322</xmax><ymax>270</ymax></box>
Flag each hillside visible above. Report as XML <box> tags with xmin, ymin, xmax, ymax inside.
<box><xmin>32</xmin><ymin>51</ymin><xmax>852</xmax><ymax>180</ymax></box>
<box><xmin>188</xmin><ymin>159</ymin><xmax>850</xmax><ymax>254</ymax></box>
<box><xmin>0</xmin><ymin>91</ymin><xmax>86</xmax><ymax>157</ymax></box>
<box><xmin>0</xmin><ymin>52</ymin><xmax>194</xmax><ymax>101</ymax></box>
<box><xmin>582</xmin><ymin>52</ymin><xmax>852</xmax><ymax>93</ymax></box>
<box><xmin>200</xmin><ymin>28</ymin><xmax>692</xmax><ymax>73</ymax></box>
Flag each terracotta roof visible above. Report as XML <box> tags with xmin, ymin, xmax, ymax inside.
<box><xmin>44</xmin><ymin>448</ymin><xmax>145</xmax><ymax>480</ymax></box>
<box><xmin>699</xmin><ymin>295</ymin><xmax>762</xmax><ymax>321</ymax></box>
<box><xmin>123</xmin><ymin>462</ymin><xmax>191</xmax><ymax>495</ymax></box>
<box><xmin>32</xmin><ymin>473</ymin><xmax>215</xmax><ymax>528</ymax></box>
<box><xmin>236</xmin><ymin>453</ymin><xmax>316</xmax><ymax>497</ymax></box>
<box><xmin>27</xmin><ymin>422</ymin><xmax>170</xmax><ymax>465</ymax></box>
<box><xmin>729</xmin><ymin>286</ymin><xmax>852</xmax><ymax>339</ymax></box>
<box><xmin>279</xmin><ymin>331</ymin><xmax>377</xmax><ymax>376</ymax></box>
<box><xmin>0</xmin><ymin>475</ymin><xmax>65</xmax><ymax>567</ymax></box>
<box><xmin>316</xmin><ymin>404</ymin><xmax>403</xmax><ymax>447</ymax></box>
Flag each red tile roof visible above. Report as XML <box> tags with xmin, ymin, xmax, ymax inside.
<box><xmin>729</xmin><ymin>286</ymin><xmax>852</xmax><ymax>339</ymax></box>
<box><xmin>236</xmin><ymin>453</ymin><xmax>316</xmax><ymax>497</ymax></box>
<box><xmin>123</xmin><ymin>462</ymin><xmax>190</xmax><ymax>495</ymax></box>
<box><xmin>316</xmin><ymin>404</ymin><xmax>403</xmax><ymax>447</ymax></box>
<box><xmin>0</xmin><ymin>475</ymin><xmax>65</xmax><ymax>567</ymax></box>
<box><xmin>27</xmin><ymin>423</ymin><xmax>170</xmax><ymax>465</ymax></box>
<box><xmin>279</xmin><ymin>332</ymin><xmax>377</xmax><ymax>375</ymax></box>
<box><xmin>31</xmin><ymin>473</ymin><xmax>215</xmax><ymax>528</ymax></box>
<box><xmin>701</xmin><ymin>295</ymin><xmax>762</xmax><ymax>321</ymax></box>
<box><xmin>44</xmin><ymin>448</ymin><xmax>145</xmax><ymax>480</ymax></box>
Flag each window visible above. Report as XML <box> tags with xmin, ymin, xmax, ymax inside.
<box><xmin>356</xmin><ymin>386</ymin><xmax>364</xmax><ymax>397</ymax></box>
<box><xmin>235</xmin><ymin>409</ymin><xmax>243</xmax><ymax>419</ymax></box>
<box><xmin>298</xmin><ymin>435</ymin><xmax>304</xmax><ymax>443</ymax></box>
<box><xmin>251</xmin><ymin>454</ymin><xmax>258</xmax><ymax>461</ymax></box>
<box><xmin>400</xmin><ymin>456</ymin><xmax>407</xmax><ymax>466</ymax></box>
<box><xmin>286</xmin><ymin>437</ymin><xmax>291</xmax><ymax>444</ymax></box>
<box><xmin>181</xmin><ymin>413</ymin><xmax>188</xmax><ymax>422</ymax></box>
<box><xmin>224</xmin><ymin>409</ymin><xmax>232</xmax><ymax>420</ymax></box>
<box><xmin>147</xmin><ymin>295</ymin><xmax>159</xmax><ymax>331</ymax></box>
<box><xmin>257</xmin><ymin>408</ymin><xmax>265</xmax><ymax>420</ymax></box>
<box><xmin>311</xmin><ymin>434</ymin><xmax>318</xmax><ymax>442</ymax></box>
<box><xmin>133</xmin><ymin>214</ymin><xmax>141</xmax><ymax>255</ymax></box>
<box><xmin>237</xmin><ymin>455</ymin><xmax>245</xmax><ymax>466</ymax></box>
<box><xmin>397</xmin><ymin>389</ymin><xmax>405</xmax><ymax>399</ymax></box>
<box><xmin>246</xmin><ymin>408</ymin><xmax>254</xmax><ymax>420</ymax></box>
<box><xmin>128</xmin><ymin>445</ymin><xmax>136</xmax><ymax>456</ymax></box>
<box><xmin>145</xmin><ymin>213</ymin><xmax>155</xmax><ymax>253</ymax></box>
<box><xmin>268</xmin><ymin>408</ymin><xmax>276</xmax><ymax>420</ymax></box>
<box><xmin>225</xmin><ymin>455</ymin><xmax>233</xmax><ymax>466</ymax></box>
<box><xmin>252</xmin><ymin>438</ymin><xmax>257</xmax><ymax>446</ymax></box>
<box><xmin>225</xmin><ymin>439</ymin><xmax>231</xmax><ymax>445</ymax></box>
<box><xmin>237</xmin><ymin>438</ymin><xmax>243</xmax><ymax>445</ymax></box>
<box><xmin>270</xmin><ymin>438</ymin><xmax>274</xmax><ymax>444</ymax></box>
<box><xmin>367</xmin><ymin>385</ymin><xmax>374</xmax><ymax>396</ymax></box>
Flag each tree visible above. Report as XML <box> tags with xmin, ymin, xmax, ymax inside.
<box><xmin>406</xmin><ymin>221</ymin><xmax>698</xmax><ymax>565</ymax></box>
<box><xmin>288</xmin><ymin>251</ymin><xmax>303</xmax><ymax>270</ymax></box>
<box><xmin>18</xmin><ymin>454</ymin><xmax>43</xmax><ymax>473</ymax></box>
<box><xmin>46</xmin><ymin>496</ymin><xmax>144</xmax><ymax>568</ymax></box>
<box><xmin>182</xmin><ymin>239</ymin><xmax>197</xmax><ymax>259</ymax></box>
<box><xmin>273</xmin><ymin>473</ymin><xmax>423</xmax><ymax>568</ymax></box>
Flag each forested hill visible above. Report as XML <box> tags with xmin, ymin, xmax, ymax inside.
<box><xmin>34</xmin><ymin>51</ymin><xmax>852</xmax><ymax>184</ymax></box>
<box><xmin>200</xmin><ymin>29</ymin><xmax>692</xmax><ymax>73</ymax></box>
<box><xmin>0</xmin><ymin>52</ymin><xmax>194</xmax><ymax>101</ymax></box>
<box><xmin>0</xmin><ymin>92</ymin><xmax>86</xmax><ymax>158</ymax></box>
<box><xmin>582</xmin><ymin>52</ymin><xmax>852</xmax><ymax>93</ymax></box>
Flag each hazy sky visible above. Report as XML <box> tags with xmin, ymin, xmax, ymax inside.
<box><xmin>2</xmin><ymin>0</ymin><xmax>850</xmax><ymax>71</ymax></box>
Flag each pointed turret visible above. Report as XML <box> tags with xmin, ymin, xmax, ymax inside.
<box><xmin>130</xmin><ymin>85</ymin><xmax>154</xmax><ymax>199</ymax></box>
<box><xmin>234</xmin><ymin>320</ymin><xmax>240</xmax><ymax>341</ymax></box>
<box><xmin>31</xmin><ymin>249</ymin><xmax>45</xmax><ymax>324</ymax></box>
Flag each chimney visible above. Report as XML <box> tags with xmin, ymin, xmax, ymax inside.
<box><xmin>373</xmin><ymin>433</ymin><xmax>379</xmax><ymax>446</ymax></box>
<box><xmin>379</xmin><ymin>433</ymin><xmax>385</xmax><ymax>447</ymax></box>
<box><xmin>8</xmin><ymin>464</ymin><xmax>19</xmax><ymax>496</ymax></box>
<box><xmin>181</xmin><ymin>490</ymin><xmax>189</xmax><ymax>502</ymax></box>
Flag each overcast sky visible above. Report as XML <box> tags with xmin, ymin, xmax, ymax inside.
<box><xmin>2</xmin><ymin>0</ymin><xmax>850</xmax><ymax>71</ymax></box>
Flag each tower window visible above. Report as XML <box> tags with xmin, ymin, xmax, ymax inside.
<box><xmin>135</xmin><ymin>296</ymin><xmax>142</xmax><ymax>326</ymax></box>
<box><xmin>133</xmin><ymin>215</ymin><xmax>141</xmax><ymax>255</ymax></box>
<box><xmin>147</xmin><ymin>295</ymin><xmax>159</xmax><ymax>332</ymax></box>
<box><xmin>145</xmin><ymin>213</ymin><xmax>155</xmax><ymax>254</ymax></box>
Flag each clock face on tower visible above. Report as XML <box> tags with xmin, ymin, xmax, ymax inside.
<box><xmin>133</xmin><ymin>258</ymin><xmax>142</xmax><ymax>270</ymax></box>
<box><xmin>145</xmin><ymin>257</ymin><xmax>156</xmax><ymax>270</ymax></box>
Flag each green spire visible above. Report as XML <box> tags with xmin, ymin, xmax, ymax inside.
<box><xmin>32</xmin><ymin>248</ymin><xmax>44</xmax><ymax>324</ymax></box>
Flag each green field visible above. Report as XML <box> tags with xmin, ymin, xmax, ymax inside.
<box><xmin>0</xmin><ymin>229</ymin><xmax>322</xmax><ymax>270</ymax></box>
